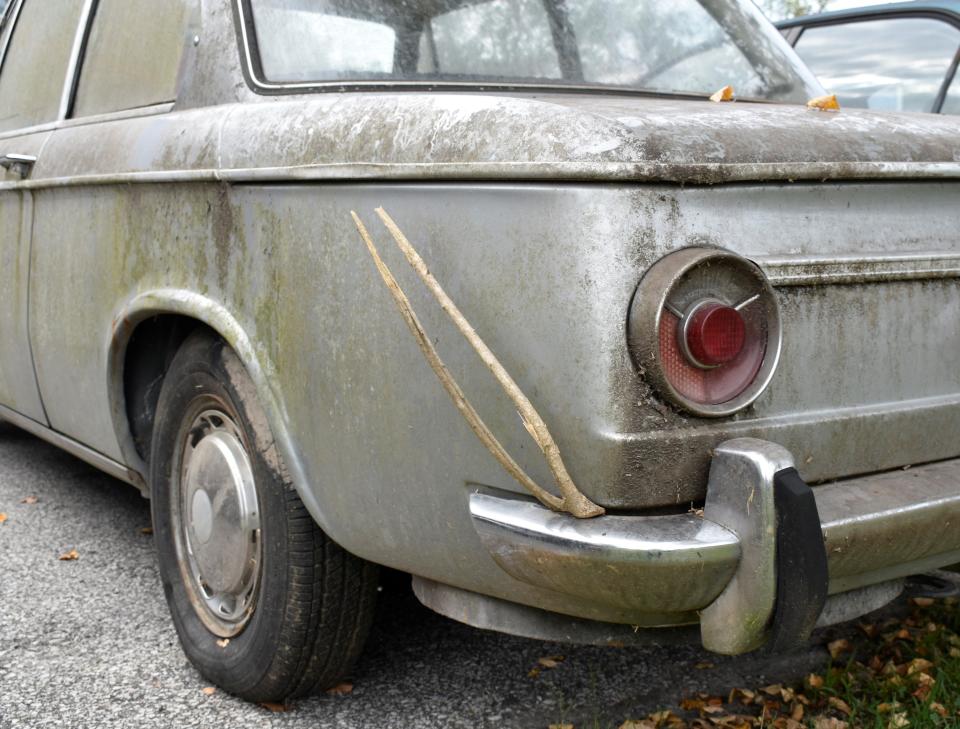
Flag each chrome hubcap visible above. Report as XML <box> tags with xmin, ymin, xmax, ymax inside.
<box><xmin>176</xmin><ymin>408</ymin><xmax>261</xmax><ymax>637</ymax></box>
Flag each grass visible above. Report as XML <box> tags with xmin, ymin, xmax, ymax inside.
<box><xmin>550</xmin><ymin>597</ymin><xmax>960</xmax><ymax>729</ymax></box>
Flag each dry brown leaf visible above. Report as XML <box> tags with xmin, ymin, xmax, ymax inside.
<box><xmin>20</xmin><ymin>495</ymin><xmax>38</xmax><ymax>505</ymax></box>
<box><xmin>828</xmin><ymin>638</ymin><xmax>852</xmax><ymax>658</ymax></box>
<box><xmin>259</xmin><ymin>701</ymin><xmax>290</xmax><ymax>712</ymax></box>
<box><xmin>548</xmin><ymin>725</ymin><xmax>574</xmax><ymax>729</ymax></box>
<box><xmin>729</xmin><ymin>688</ymin><xmax>755</xmax><ymax>705</ymax></box>
<box><xmin>528</xmin><ymin>667</ymin><xmax>541</xmax><ymax>679</ymax></box>
<box><xmin>140</xmin><ymin>526</ymin><xmax>153</xmax><ymax>535</ymax></box>
<box><xmin>326</xmin><ymin>682</ymin><xmax>353</xmax><ymax>696</ymax></box>
<box><xmin>680</xmin><ymin>698</ymin><xmax>705</xmax><ymax>711</ymax></box>
<box><xmin>813</xmin><ymin>718</ymin><xmax>848</xmax><ymax>729</ymax></box>
<box><xmin>895</xmin><ymin>629</ymin><xmax>911</xmax><ymax>640</ymax></box>
<box><xmin>807</xmin><ymin>94</ymin><xmax>840</xmax><ymax>111</ymax></box>
<box><xmin>911</xmin><ymin>597</ymin><xmax>934</xmax><ymax>607</ymax></box>
<box><xmin>710</xmin><ymin>85</ymin><xmax>735</xmax><ymax>102</ymax></box>
<box><xmin>807</xmin><ymin>673</ymin><xmax>824</xmax><ymax>689</ymax></box>
<box><xmin>620</xmin><ymin>722</ymin><xmax>656</xmax><ymax>729</ymax></box>
<box><xmin>930</xmin><ymin>702</ymin><xmax>948</xmax><ymax>718</ymax></box>
<box><xmin>887</xmin><ymin>713</ymin><xmax>909</xmax><ymax>728</ymax></box>
<box><xmin>828</xmin><ymin>697</ymin><xmax>852</xmax><ymax>716</ymax></box>
<box><xmin>694</xmin><ymin>661</ymin><xmax>715</xmax><ymax>670</ymax></box>
<box><xmin>538</xmin><ymin>656</ymin><xmax>565</xmax><ymax>669</ymax></box>
<box><xmin>791</xmin><ymin>703</ymin><xmax>804</xmax><ymax>721</ymax></box>
<box><xmin>0</xmin><ymin>513</ymin><xmax>7</xmax><ymax>524</ymax></box>
<box><xmin>906</xmin><ymin>658</ymin><xmax>933</xmax><ymax>675</ymax></box>
<box><xmin>911</xmin><ymin>684</ymin><xmax>931</xmax><ymax>701</ymax></box>
<box><xmin>58</xmin><ymin>548</ymin><xmax>79</xmax><ymax>561</ymax></box>
<box><xmin>877</xmin><ymin>702</ymin><xmax>901</xmax><ymax>714</ymax></box>
<box><xmin>201</xmin><ymin>687</ymin><xmax>216</xmax><ymax>696</ymax></box>
<box><xmin>761</xmin><ymin>684</ymin><xmax>783</xmax><ymax>696</ymax></box>
<box><xmin>215</xmin><ymin>638</ymin><xmax>229</xmax><ymax>648</ymax></box>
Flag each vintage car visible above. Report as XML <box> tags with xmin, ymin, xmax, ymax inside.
<box><xmin>778</xmin><ymin>1</ymin><xmax>960</xmax><ymax>114</ymax></box>
<box><xmin>2</xmin><ymin>0</ymin><xmax>960</xmax><ymax>704</ymax></box>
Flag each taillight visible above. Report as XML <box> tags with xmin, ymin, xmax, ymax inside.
<box><xmin>629</xmin><ymin>249</ymin><xmax>781</xmax><ymax>417</ymax></box>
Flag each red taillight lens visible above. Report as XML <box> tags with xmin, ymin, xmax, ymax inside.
<box><xmin>685</xmin><ymin>303</ymin><xmax>745</xmax><ymax>367</ymax></box>
<box><xmin>659</xmin><ymin>300</ymin><xmax>766</xmax><ymax>406</ymax></box>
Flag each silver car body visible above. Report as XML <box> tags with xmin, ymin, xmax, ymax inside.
<box><xmin>1</xmin><ymin>0</ymin><xmax>960</xmax><ymax>652</ymax></box>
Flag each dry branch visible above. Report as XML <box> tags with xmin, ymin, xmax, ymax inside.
<box><xmin>351</xmin><ymin>209</ymin><xmax>604</xmax><ymax>519</ymax></box>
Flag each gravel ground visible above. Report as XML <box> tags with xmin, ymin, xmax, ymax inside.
<box><xmin>0</xmin><ymin>417</ymin><xmax>837</xmax><ymax>729</ymax></box>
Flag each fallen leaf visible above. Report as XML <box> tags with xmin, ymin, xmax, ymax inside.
<box><xmin>58</xmin><ymin>548</ymin><xmax>79</xmax><ymax>561</ymax></box>
<box><xmin>792</xmin><ymin>703</ymin><xmax>804</xmax><ymax>721</ymax></box>
<box><xmin>201</xmin><ymin>687</ymin><xmax>216</xmax><ymax>696</ymax></box>
<box><xmin>930</xmin><ymin>702</ymin><xmax>948</xmax><ymax>718</ymax></box>
<box><xmin>259</xmin><ymin>701</ymin><xmax>289</xmax><ymax>712</ymax></box>
<box><xmin>20</xmin><ymin>496</ymin><xmax>38</xmax><ymax>505</ymax></box>
<box><xmin>807</xmin><ymin>673</ymin><xmax>824</xmax><ymax>689</ymax></box>
<box><xmin>877</xmin><ymin>702</ymin><xmax>901</xmax><ymax>714</ymax></box>
<box><xmin>895</xmin><ymin>629</ymin><xmax>911</xmax><ymax>640</ymax></box>
<box><xmin>728</xmin><ymin>688</ymin><xmax>755</xmax><ymax>705</ymax></box>
<box><xmin>807</xmin><ymin>94</ymin><xmax>840</xmax><ymax>111</ymax></box>
<box><xmin>710</xmin><ymin>85</ymin><xmax>735</xmax><ymax>102</ymax></box>
<box><xmin>828</xmin><ymin>638</ymin><xmax>852</xmax><ymax>659</ymax></box>
<box><xmin>528</xmin><ymin>667</ymin><xmax>541</xmax><ymax>679</ymax></box>
<box><xmin>0</xmin><ymin>513</ymin><xmax>7</xmax><ymax>524</ymax></box>
<box><xmin>140</xmin><ymin>526</ymin><xmax>153</xmax><ymax>535</ymax></box>
<box><xmin>906</xmin><ymin>658</ymin><xmax>934</xmax><ymax>675</ymax></box>
<box><xmin>538</xmin><ymin>656</ymin><xmax>565</xmax><ymax>669</ymax></box>
<box><xmin>680</xmin><ymin>697</ymin><xmax>705</xmax><ymax>711</ymax></box>
<box><xmin>215</xmin><ymin>638</ymin><xmax>229</xmax><ymax>648</ymax></box>
<box><xmin>619</xmin><ymin>722</ymin><xmax>655</xmax><ymax>729</ymax></box>
<box><xmin>828</xmin><ymin>697</ymin><xmax>852</xmax><ymax>716</ymax></box>
<box><xmin>887</xmin><ymin>712</ymin><xmax>909</xmax><ymax>728</ymax></box>
<box><xmin>911</xmin><ymin>597</ymin><xmax>934</xmax><ymax>607</ymax></box>
<box><xmin>694</xmin><ymin>661</ymin><xmax>714</xmax><ymax>670</ymax></box>
<box><xmin>326</xmin><ymin>682</ymin><xmax>353</xmax><ymax>696</ymax></box>
<box><xmin>813</xmin><ymin>718</ymin><xmax>848</xmax><ymax>729</ymax></box>
<box><xmin>761</xmin><ymin>684</ymin><xmax>783</xmax><ymax>696</ymax></box>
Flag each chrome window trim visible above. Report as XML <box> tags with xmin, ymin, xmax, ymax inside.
<box><xmin>0</xmin><ymin>0</ymin><xmax>24</xmax><ymax>79</ymax></box>
<box><xmin>231</xmin><ymin>0</ymin><xmax>723</xmax><ymax>99</ymax></box>
<box><xmin>0</xmin><ymin>102</ymin><xmax>174</xmax><ymax>143</ymax></box>
<box><xmin>58</xmin><ymin>0</ymin><xmax>98</xmax><ymax>121</ymax></box>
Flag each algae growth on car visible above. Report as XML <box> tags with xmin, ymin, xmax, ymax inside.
<box><xmin>1</xmin><ymin>0</ymin><xmax>959</xmax><ymax>703</ymax></box>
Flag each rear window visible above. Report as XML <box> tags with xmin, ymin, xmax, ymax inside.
<box><xmin>243</xmin><ymin>0</ymin><xmax>820</xmax><ymax>103</ymax></box>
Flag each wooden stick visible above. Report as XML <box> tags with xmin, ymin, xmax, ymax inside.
<box><xmin>351</xmin><ymin>211</ymin><xmax>568</xmax><ymax>513</ymax></box>
<box><xmin>361</xmin><ymin>208</ymin><xmax>604</xmax><ymax>519</ymax></box>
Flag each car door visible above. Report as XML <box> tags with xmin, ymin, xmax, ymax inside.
<box><xmin>28</xmin><ymin>0</ymin><xmax>198</xmax><ymax>461</ymax></box>
<box><xmin>0</xmin><ymin>0</ymin><xmax>87</xmax><ymax>423</ymax></box>
<box><xmin>788</xmin><ymin>13</ymin><xmax>960</xmax><ymax>113</ymax></box>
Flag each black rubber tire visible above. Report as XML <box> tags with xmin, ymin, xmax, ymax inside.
<box><xmin>149</xmin><ymin>330</ymin><xmax>378</xmax><ymax>702</ymax></box>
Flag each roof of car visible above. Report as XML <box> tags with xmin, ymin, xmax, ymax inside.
<box><xmin>776</xmin><ymin>0</ymin><xmax>960</xmax><ymax>29</ymax></box>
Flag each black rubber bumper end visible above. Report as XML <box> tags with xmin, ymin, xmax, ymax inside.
<box><xmin>767</xmin><ymin>467</ymin><xmax>830</xmax><ymax>653</ymax></box>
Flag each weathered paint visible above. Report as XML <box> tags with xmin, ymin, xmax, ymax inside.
<box><xmin>1</xmin><ymin>0</ymin><xmax>959</xmax><ymax>626</ymax></box>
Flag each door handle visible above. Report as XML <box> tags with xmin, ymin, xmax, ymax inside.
<box><xmin>0</xmin><ymin>153</ymin><xmax>37</xmax><ymax>179</ymax></box>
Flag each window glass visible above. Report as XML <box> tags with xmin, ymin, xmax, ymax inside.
<box><xmin>793</xmin><ymin>17</ymin><xmax>960</xmax><ymax>112</ymax></box>
<box><xmin>253</xmin><ymin>1</ymin><xmax>395</xmax><ymax>82</ymax></box>
<box><xmin>248</xmin><ymin>0</ymin><xmax>820</xmax><ymax>103</ymax></box>
<box><xmin>428</xmin><ymin>0</ymin><xmax>560</xmax><ymax>79</ymax></box>
<box><xmin>0</xmin><ymin>0</ymin><xmax>86</xmax><ymax>133</ymax></box>
<box><xmin>72</xmin><ymin>0</ymin><xmax>192</xmax><ymax>117</ymax></box>
<box><xmin>943</xmin><ymin>70</ymin><xmax>960</xmax><ymax>115</ymax></box>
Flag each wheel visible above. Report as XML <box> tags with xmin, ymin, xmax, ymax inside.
<box><xmin>149</xmin><ymin>330</ymin><xmax>378</xmax><ymax>702</ymax></box>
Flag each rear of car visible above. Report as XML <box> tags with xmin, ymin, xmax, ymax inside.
<box><xmin>1</xmin><ymin>0</ymin><xmax>959</xmax><ymax>703</ymax></box>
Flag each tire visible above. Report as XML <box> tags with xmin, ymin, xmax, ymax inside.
<box><xmin>149</xmin><ymin>330</ymin><xmax>378</xmax><ymax>702</ymax></box>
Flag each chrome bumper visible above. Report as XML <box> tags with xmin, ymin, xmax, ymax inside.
<box><xmin>470</xmin><ymin>438</ymin><xmax>960</xmax><ymax>655</ymax></box>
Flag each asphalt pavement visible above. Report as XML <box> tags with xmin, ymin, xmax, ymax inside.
<box><xmin>0</xmin><ymin>417</ymin><xmax>836</xmax><ymax>729</ymax></box>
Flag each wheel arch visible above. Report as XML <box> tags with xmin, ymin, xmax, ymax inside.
<box><xmin>107</xmin><ymin>289</ymin><xmax>329</xmax><ymax>530</ymax></box>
